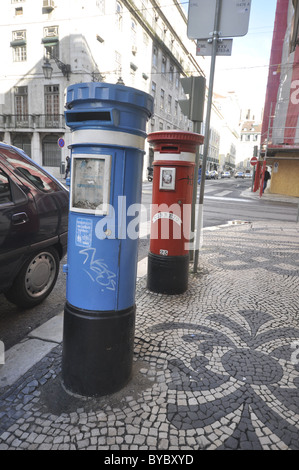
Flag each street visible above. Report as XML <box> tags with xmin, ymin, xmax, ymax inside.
<box><xmin>0</xmin><ymin>177</ymin><xmax>298</xmax><ymax>351</ymax></box>
<box><xmin>200</xmin><ymin>177</ymin><xmax>298</xmax><ymax>227</ymax></box>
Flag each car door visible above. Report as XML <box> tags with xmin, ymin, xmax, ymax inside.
<box><xmin>0</xmin><ymin>163</ymin><xmax>38</xmax><ymax>291</ymax></box>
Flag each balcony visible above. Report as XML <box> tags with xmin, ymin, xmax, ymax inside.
<box><xmin>43</xmin><ymin>0</ymin><xmax>55</xmax><ymax>12</ymax></box>
<box><xmin>0</xmin><ymin>114</ymin><xmax>66</xmax><ymax>130</ymax></box>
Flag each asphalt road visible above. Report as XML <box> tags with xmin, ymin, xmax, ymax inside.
<box><xmin>1</xmin><ymin>177</ymin><xmax>298</xmax><ymax>350</ymax></box>
<box><xmin>202</xmin><ymin>177</ymin><xmax>298</xmax><ymax>226</ymax></box>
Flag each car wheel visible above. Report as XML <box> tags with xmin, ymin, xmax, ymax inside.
<box><xmin>5</xmin><ymin>247</ymin><xmax>60</xmax><ymax>309</ymax></box>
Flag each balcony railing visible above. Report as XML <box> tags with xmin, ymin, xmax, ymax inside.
<box><xmin>0</xmin><ymin>114</ymin><xmax>66</xmax><ymax>129</ymax></box>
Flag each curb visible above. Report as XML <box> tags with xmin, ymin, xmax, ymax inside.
<box><xmin>241</xmin><ymin>187</ymin><xmax>299</xmax><ymax>204</ymax></box>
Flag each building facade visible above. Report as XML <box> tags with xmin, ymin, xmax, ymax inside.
<box><xmin>212</xmin><ymin>91</ymin><xmax>240</xmax><ymax>172</ymax></box>
<box><xmin>0</xmin><ymin>0</ymin><xmax>213</xmax><ymax>179</ymax></box>
<box><xmin>239</xmin><ymin>120</ymin><xmax>261</xmax><ymax>166</ymax></box>
<box><xmin>260</xmin><ymin>0</ymin><xmax>299</xmax><ymax>196</ymax></box>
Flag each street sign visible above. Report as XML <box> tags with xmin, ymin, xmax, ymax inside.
<box><xmin>58</xmin><ymin>137</ymin><xmax>65</xmax><ymax>148</ymax></box>
<box><xmin>187</xmin><ymin>0</ymin><xmax>251</xmax><ymax>39</ymax></box>
<box><xmin>196</xmin><ymin>39</ymin><xmax>233</xmax><ymax>56</ymax></box>
<box><xmin>250</xmin><ymin>156</ymin><xmax>258</xmax><ymax>166</ymax></box>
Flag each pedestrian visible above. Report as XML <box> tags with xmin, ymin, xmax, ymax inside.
<box><xmin>198</xmin><ymin>165</ymin><xmax>202</xmax><ymax>184</ymax></box>
<box><xmin>64</xmin><ymin>156</ymin><xmax>70</xmax><ymax>179</ymax></box>
<box><xmin>263</xmin><ymin>166</ymin><xmax>271</xmax><ymax>192</ymax></box>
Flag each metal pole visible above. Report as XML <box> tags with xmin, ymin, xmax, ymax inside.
<box><xmin>251</xmin><ymin>166</ymin><xmax>255</xmax><ymax>192</ymax></box>
<box><xmin>190</xmin><ymin>120</ymin><xmax>202</xmax><ymax>262</ymax></box>
<box><xmin>260</xmin><ymin>102</ymin><xmax>272</xmax><ymax>198</ymax></box>
<box><xmin>193</xmin><ymin>0</ymin><xmax>222</xmax><ymax>273</ymax></box>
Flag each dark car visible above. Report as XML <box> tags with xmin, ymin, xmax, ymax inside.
<box><xmin>0</xmin><ymin>143</ymin><xmax>68</xmax><ymax>308</ymax></box>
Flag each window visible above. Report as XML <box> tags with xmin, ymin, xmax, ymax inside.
<box><xmin>160</xmin><ymin>89</ymin><xmax>165</xmax><ymax>110</ymax></box>
<box><xmin>1</xmin><ymin>147</ymin><xmax>56</xmax><ymax>192</ymax></box>
<box><xmin>45</xmin><ymin>85</ymin><xmax>60</xmax><ymax>127</ymax></box>
<box><xmin>17</xmin><ymin>166</ymin><xmax>53</xmax><ymax>191</ymax></box>
<box><xmin>11</xmin><ymin>30</ymin><xmax>27</xmax><ymax>62</ymax></box>
<box><xmin>161</xmin><ymin>56</ymin><xmax>166</xmax><ymax>75</ymax></box>
<box><xmin>42</xmin><ymin>135</ymin><xmax>61</xmax><ymax>168</ymax></box>
<box><xmin>141</xmin><ymin>0</ymin><xmax>148</xmax><ymax>17</ymax></box>
<box><xmin>96</xmin><ymin>0</ymin><xmax>105</xmax><ymax>13</ymax></box>
<box><xmin>130</xmin><ymin>62</ymin><xmax>138</xmax><ymax>72</ymax></box>
<box><xmin>162</xmin><ymin>24</ymin><xmax>167</xmax><ymax>41</ymax></box>
<box><xmin>174</xmin><ymin>100</ymin><xmax>178</xmax><ymax>116</ymax></box>
<box><xmin>43</xmin><ymin>26</ymin><xmax>59</xmax><ymax>37</ymax></box>
<box><xmin>43</xmin><ymin>26</ymin><xmax>59</xmax><ymax>59</ymax></box>
<box><xmin>167</xmin><ymin>95</ymin><xmax>172</xmax><ymax>114</ymax></box>
<box><xmin>150</xmin><ymin>118</ymin><xmax>155</xmax><ymax>133</ymax></box>
<box><xmin>290</xmin><ymin>1</ymin><xmax>299</xmax><ymax>53</ymax></box>
<box><xmin>115</xmin><ymin>51</ymin><xmax>122</xmax><ymax>76</ymax></box>
<box><xmin>143</xmin><ymin>32</ymin><xmax>149</xmax><ymax>46</ymax></box>
<box><xmin>116</xmin><ymin>2</ymin><xmax>123</xmax><ymax>30</ymax></box>
<box><xmin>151</xmin><ymin>81</ymin><xmax>156</xmax><ymax>106</ymax></box>
<box><xmin>0</xmin><ymin>169</ymin><xmax>12</xmax><ymax>204</ymax></box>
<box><xmin>12</xmin><ymin>134</ymin><xmax>31</xmax><ymax>157</ymax></box>
<box><xmin>169</xmin><ymin>65</ymin><xmax>174</xmax><ymax>84</ymax></box>
<box><xmin>131</xmin><ymin>19</ymin><xmax>137</xmax><ymax>46</ymax></box>
<box><xmin>15</xmin><ymin>86</ymin><xmax>28</xmax><ymax>126</ymax></box>
<box><xmin>15</xmin><ymin>7</ymin><xmax>23</xmax><ymax>15</ymax></box>
<box><xmin>153</xmin><ymin>46</ymin><xmax>158</xmax><ymax>67</ymax></box>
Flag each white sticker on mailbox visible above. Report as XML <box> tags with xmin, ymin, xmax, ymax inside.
<box><xmin>75</xmin><ymin>218</ymin><xmax>93</xmax><ymax>248</ymax></box>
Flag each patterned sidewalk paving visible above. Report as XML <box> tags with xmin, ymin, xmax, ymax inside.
<box><xmin>0</xmin><ymin>220</ymin><xmax>298</xmax><ymax>451</ymax></box>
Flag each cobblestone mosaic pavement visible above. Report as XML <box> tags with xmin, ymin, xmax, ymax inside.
<box><xmin>0</xmin><ymin>221</ymin><xmax>299</xmax><ymax>450</ymax></box>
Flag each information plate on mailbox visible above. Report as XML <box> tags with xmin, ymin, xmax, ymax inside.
<box><xmin>70</xmin><ymin>154</ymin><xmax>111</xmax><ymax>215</ymax></box>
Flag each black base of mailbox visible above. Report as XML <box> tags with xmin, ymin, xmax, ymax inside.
<box><xmin>61</xmin><ymin>302</ymin><xmax>135</xmax><ymax>397</ymax></box>
<box><xmin>147</xmin><ymin>252</ymin><xmax>189</xmax><ymax>295</ymax></box>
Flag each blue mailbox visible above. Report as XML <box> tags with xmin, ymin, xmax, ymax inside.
<box><xmin>62</xmin><ymin>82</ymin><xmax>153</xmax><ymax>397</ymax></box>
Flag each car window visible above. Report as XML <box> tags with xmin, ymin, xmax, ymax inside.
<box><xmin>0</xmin><ymin>169</ymin><xmax>12</xmax><ymax>204</ymax></box>
<box><xmin>0</xmin><ymin>148</ymin><xmax>57</xmax><ymax>193</ymax></box>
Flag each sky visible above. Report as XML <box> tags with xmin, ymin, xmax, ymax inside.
<box><xmin>180</xmin><ymin>0</ymin><xmax>277</xmax><ymax>116</ymax></box>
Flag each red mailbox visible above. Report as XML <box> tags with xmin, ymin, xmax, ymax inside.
<box><xmin>147</xmin><ymin>130</ymin><xmax>204</xmax><ymax>294</ymax></box>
